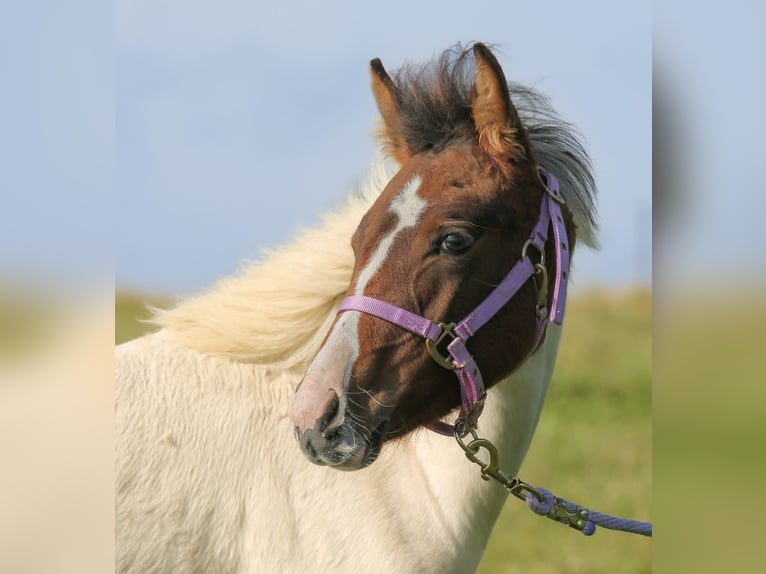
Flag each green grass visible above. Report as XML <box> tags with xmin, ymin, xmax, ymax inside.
<box><xmin>0</xmin><ymin>288</ymin><xmax>63</xmax><ymax>363</ymax></box>
<box><xmin>478</xmin><ymin>289</ymin><xmax>651</xmax><ymax>574</ymax></box>
<box><xmin>115</xmin><ymin>291</ymin><xmax>169</xmax><ymax>344</ymax></box>
<box><xmin>115</xmin><ymin>288</ymin><xmax>651</xmax><ymax>572</ymax></box>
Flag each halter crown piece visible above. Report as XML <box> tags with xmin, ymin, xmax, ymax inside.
<box><xmin>337</xmin><ymin>167</ymin><xmax>570</xmax><ymax>435</ymax></box>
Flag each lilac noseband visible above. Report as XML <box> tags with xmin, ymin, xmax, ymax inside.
<box><xmin>337</xmin><ymin>168</ymin><xmax>570</xmax><ymax>435</ymax></box>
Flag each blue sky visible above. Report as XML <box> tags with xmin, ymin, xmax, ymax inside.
<box><xmin>113</xmin><ymin>0</ymin><xmax>651</xmax><ymax>295</ymax></box>
<box><xmin>1</xmin><ymin>0</ymin><xmax>112</xmax><ymax>291</ymax></box>
<box><xmin>5</xmin><ymin>2</ymin><xmax>766</xmax><ymax>298</ymax></box>
<box><xmin>2</xmin><ymin>1</ymin><xmax>654</xmax><ymax>296</ymax></box>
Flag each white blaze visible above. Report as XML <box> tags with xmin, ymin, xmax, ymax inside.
<box><xmin>301</xmin><ymin>175</ymin><xmax>426</xmax><ymax>400</ymax></box>
<box><xmin>353</xmin><ymin>176</ymin><xmax>426</xmax><ymax>294</ymax></box>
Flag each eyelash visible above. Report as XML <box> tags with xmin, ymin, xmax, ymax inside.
<box><xmin>437</xmin><ymin>229</ymin><xmax>475</xmax><ymax>255</ymax></box>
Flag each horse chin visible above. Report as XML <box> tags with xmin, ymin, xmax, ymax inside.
<box><xmin>332</xmin><ymin>418</ymin><xmax>387</xmax><ymax>471</ymax></box>
<box><xmin>334</xmin><ymin>443</ymin><xmax>380</xmax><ymax>471</ymax></box>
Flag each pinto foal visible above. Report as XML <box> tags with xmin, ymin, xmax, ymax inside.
<box><xmin>116</xmin><ymin>43</ymin><xmax>595</xmax><ymax>573</ymax></box>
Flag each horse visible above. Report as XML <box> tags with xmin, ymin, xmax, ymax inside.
<box><xmin>115</xmin><ymin>43</ymin><xmax>596</xmax><ymax>573</ymax></box>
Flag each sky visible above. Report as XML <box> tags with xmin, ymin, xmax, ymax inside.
<box><xmin>4</xmin><ymin>1</ymin><xmax>766</xmax><ymax>299</ymax></box>
<box><xmin>1</xmin><ymin>1</ymin><xmax>660</xmax><ymax>298</ymax></box>
<box><xmin>0</xmin><ymin>0</ymin><xmax>112</xmax><ymax>293</ymax></box>
<box><xmin>112</xmin><ymin>0</ymin><xmax>652</xmax><ymax>296</ymax></box>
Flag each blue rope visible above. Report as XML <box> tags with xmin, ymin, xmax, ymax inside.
<box><xmin>524</xmin><ymin>487</ymin><xmax>652</xmax><ymax>537</ymax></box>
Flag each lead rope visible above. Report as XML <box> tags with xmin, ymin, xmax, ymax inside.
<box><xmin>454</xmin><ymin>425</ymin><xmax>652</xmax><ymax>537</ymax></box>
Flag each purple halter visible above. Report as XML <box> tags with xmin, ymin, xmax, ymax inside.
<box><xmin>337</xmin><ymin>168</ymin><xmax>570</xmax><ymax>435</ymax></box>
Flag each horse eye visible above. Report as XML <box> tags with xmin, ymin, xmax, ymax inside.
<box><xmin>440</xmin><ymin>230</ymin><xmax>475</xmax><ymax>255</ymax></box>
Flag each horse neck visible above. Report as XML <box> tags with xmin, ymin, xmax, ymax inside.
<box><xmin>401</xmin><ymin>324</ymin><xmax>563</xmax><ymax>559</ymax></box>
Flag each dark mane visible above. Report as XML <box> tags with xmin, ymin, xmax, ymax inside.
<box><xmin>389</xmin><ymin>43</ymin><xmax>599</xmax><ymax>246</ymax></box>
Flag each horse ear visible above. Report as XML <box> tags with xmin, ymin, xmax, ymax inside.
<box><xmin>471</xmin><ymin>43</ymin><xmax>526</xmax><ymax>164</ymax></box>
<box><xmin>370</xmin><ymin>58</ymin><xmax>412</xmax><ymax>164</ymax></box>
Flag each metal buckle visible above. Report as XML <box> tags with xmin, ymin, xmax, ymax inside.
<box><xmin>522</xmin><ymin>241</ymin><xmax>548</xmax><ymax>316</ymax></box>
<box><xmin>537</xmin><ymin>166</ymin><xmax>565</xmax><ymax>204</ymax></box>
<box><xmin>533</xmin><ymin>263</ymin><xmax>548</xmax><ymax>312</ymax></box>
<box><xmin>455</xmin><ymin>431</ymin><xmax>514</xmax><ymax>485</ymax></box>
<box><xmin>544</xmin><ymin>497</ymin><xmax>591</xmax><ymax>531</ymax></box>
<box><xmin>425</xmin><ymin>322</ymin><xmax>457</xmax><ymax>370</ymax></box>
<box><xmin>521</xmin><ymin>239</ymin><xmax>545</xmax><ymax>265</ymax></box>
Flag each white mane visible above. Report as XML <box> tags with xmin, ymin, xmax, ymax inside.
<box><xmin>153</xmin><ymin>158</ymin><xmax>397</xmax><ymax>369</ymax></box>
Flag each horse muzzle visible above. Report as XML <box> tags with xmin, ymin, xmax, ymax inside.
<box><xmin>291</xmin><ymin>311</ymin><xmax>391</xmax><ymax>469</ymax></box>
<box><xmin>291</xmin><ymin>391</ymin><xmax>388</xmax><ymax>470</ymax></box>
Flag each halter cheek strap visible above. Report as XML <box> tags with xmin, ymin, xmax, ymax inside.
<box><xmin>336</xmin><ymin>168</ymin><xmax>570</xmax><ymax>435</ymax></box>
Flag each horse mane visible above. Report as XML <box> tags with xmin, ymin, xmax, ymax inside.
<box><xmin>383</xmin><ymin>43</ymin><xmax>598</xmax><ymax>247</ymax></box>
<box><xmin>153</xmin><ymin>159</ymin><xmax>396</xmax><ymax>369</ymax></box>
<box><xmin>155</xmin><ymin>44</ymin><xmax>598</xmax><ymax>366</ymax></box>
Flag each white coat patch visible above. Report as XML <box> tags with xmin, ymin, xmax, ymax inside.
<box><xmin>354</xmin><ymin>175</ymin><xmax>425</xmax><ymax>294</ymax></box>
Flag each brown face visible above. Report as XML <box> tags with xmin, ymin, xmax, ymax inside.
<box><xmin>290</xmin><ymin>43</ymin><xmax>570</xmax><ymax>470</ymax></box>
<box><xmin>290</xmin><ymin>144</ymin><xmax>547</xmax><ymax>468</ymax></box>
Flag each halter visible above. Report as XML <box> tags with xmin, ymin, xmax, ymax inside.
<box><xmin>335</xmin><ymin>169</ymin><xmax>652</xmax><ymax>538</ymax></box>
<box><xmin>337</xmin><ymin>167</ymin><xmax>570</xmax><ymax>435</ymax></box>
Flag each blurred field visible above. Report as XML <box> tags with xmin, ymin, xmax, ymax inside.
<box><xmin>478</xmin><ymin>289</ymin><xmax>651</xmax><ymax>573</ymax></box>
<box><xmin>115</xmin><ymin>291</ymin><xmax>170</xmax><ymax>344</ymax></box>
<box><xmin>115</xmin><ymin>287</ymin><xmax>651</xmax><ymax>573</ymax></box>
<box><xmin>1</xmin><ymin>289</ymin><xmax>114</xmax><ymax>574</ymax></box>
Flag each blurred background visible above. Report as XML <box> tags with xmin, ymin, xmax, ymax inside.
<box><xmin>3</xmin><ymin>0</ymin><xmax>765</xmax><ymax>572</ymax></box>
<box><xmin>115</xmin><ymin>3</ymin><xmax>653</xmax><ymax>572</ymax></box>
<box><xmin>115</xmin><ymin>6</ymin><xmax>653</xmax><ymax>569</ymax></box>
<box><xmin>114</xmin><ymin>1</ymin><xmax>651</xmax><ymax>298</ymax></box>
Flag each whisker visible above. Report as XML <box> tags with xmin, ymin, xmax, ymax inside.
<box><xmin>351</xmin><ymin>385</ymin><xmax>395</xmax><ymax>408</ymax></box>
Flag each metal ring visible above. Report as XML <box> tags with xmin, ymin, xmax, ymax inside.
<box><xmin>521</xmin><ymin>239</ymin><xmax>545</xmax><ymax>265</ymax></box>
<box><xmin>425</xmin><ymin>322</ymin><xmax>457</xmax><ymax>370</ymax></box>
<box><xmin>537</xmin><ymin>166</ymin><xmax>566</xmax><ymax>204</ymax></box>
<box><xmin>509</xmin><ymin>479</ymin><xmax>545</xmax><ymax>503</ymax></box>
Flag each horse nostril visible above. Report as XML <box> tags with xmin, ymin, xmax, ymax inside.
<box><xmin>303</xmin><ymin>435</ymin><xmax>318</xmax><ymax>460</ymax></box>
<box><xmin>318</xmin><ymin>393</ymin><xmax>341</xmax><ymax>434</ymax></box>
<box><xmin>327</xmin><ymin>393</ymin><xmax>339</xmax><ymax>420</ymax></box>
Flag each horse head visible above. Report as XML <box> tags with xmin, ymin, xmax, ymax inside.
<box><xmin>291</xmin><ymin>43</ymin><xmax>576</xmax><ymax>469</ymax></box>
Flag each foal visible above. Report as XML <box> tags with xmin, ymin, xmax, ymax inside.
<box><xmin>116</xmin><ymin>43</ymin><xmax>595</xmax><ymax>573</ymax></box>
